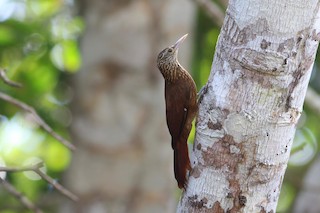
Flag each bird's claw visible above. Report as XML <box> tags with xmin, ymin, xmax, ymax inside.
<box><xmin>197</xmin><ymin>85</ymin><xmax>208</xmax><ymax>103</ymax></box>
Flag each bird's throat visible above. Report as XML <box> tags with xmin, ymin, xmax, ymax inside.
<box><xmin>160</xmin><ymin>62</ymin><xmax>182</xmax><ymax>82</ymax></box>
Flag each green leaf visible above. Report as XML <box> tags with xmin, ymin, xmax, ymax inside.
<box><xmin>0</xmin><ymin>25</ymin><xmax>16</xmax><ymax>46</ymax></box>
<box><xmin>44</xmin><ymin>140</ymin><xmax>71</xmax><ymax>172</ymax></box>
<box><xmin>50</xmin><ymin>40</ymin><xmax>81</xmax><ymax>72</ymax></box>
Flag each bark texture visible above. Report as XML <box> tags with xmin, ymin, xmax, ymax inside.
<box><xmin>61</xmin><ymin>1</ymin><xmax>195</xmax><ymax>212</ymax></box>
<box><xmin>178</xmin><ymin>1</ymin><xmax>320</xmax><ymax>212</ymax></box>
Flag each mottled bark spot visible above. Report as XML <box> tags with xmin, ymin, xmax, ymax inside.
<box><xmin>188</xmin><ymin>195</ymin><xmax>207</xmax><ymax>208</ymax></box>
<box><xmin>202</xmin><ymin>134</ymin><xmax>243</xmax><ymax>170</ymax></box>
<box><xmin>285</xmin><ymin>60</ymin><xmax>312</xmax><ymax>111</ymax></box>
<box><xmin>260</xmin><ymin>208</ymin><xmax>274</xmax><ymax>213</ymax></box>
<box><xmin>239</xmin><ymin>195</ymin><xmax>247</xmax><ymax>206</ymax></box>
<box><xmin>190</xmin><ymin>166</ymin><xmax>201</xmax><ymax>178</ymax></box>
<box><xmin>227</xmin><ymin>192</ymin><xmax>233</xmax><ymax>198</ymax></box>
<box><xmin>285</xmin><ymin>30</ymin><xmax>316</xmax><ymax>111</ymax></box>
<box><xmin>200</xmin><ymin>133</ymin><xmax>247</xmax><ymax>212</ymax></box>
<box><xmin>230</xmin><ymin>145</ymin><xmax>241</xmax><ymax>154</ymax></box>
<box><xmin>277</xmin><ymin>43</ymin><xmax>285</xmax><ymax>52</ymax></box>
<box><xmin>260</xmin><ymin>207</ymin><xmax>267</xmax><ymax>213</ymax></box>
<box><xmin>224</xmin><ymin>15</ymin><xmax>268</xmax><ymax>46</ymax></box>
<box><xmin>248</xmin><ymin>163</ymin><xmax>285</xmax><ymax>186</ymax></box>
<box><xmin>232</xmin><ymin>48</ymin><xmax>287</xmax><ymax>78</ymax></box>
<box><xmin>311</xmin><ymin>29</ymin><xmax>320</xmax><ymax>41</ymax></box>
<box><xmin>277</xmin><ymin>38</ymin><xmax>294</xmax><ymax>53</ymax></box>
<box><xmin>222</xmin><ymin>108</ymin><xmax>230</xmax><ymax>115</ymax></box>
<box><xmin>196</xmin><ymin>143</ymin><xmax>202</xmax><ymax>150</ymax></box>
<box><xmin>213</xmin><ymin>201</ymin><xmax>224</xmax><ymax>213</ymax></box>
<box><xmin>297</xmin><ymin>36</ymin><xmax>303</xmax><ymax>44</ymax></box>
<box><xmin>226</xmin><ymin>181</ymin><xmax>250</xmax><ymax>212</ymax></box>
<box><xmin>282</xmin><ymin>58</ymin><xmax>288</xmax><ymax>65</ymax></box>
<box><xmin>260</xmin><ymin>39</ymin><xmax>271</xmax><ymax>49</ymax></box>
<box><xmin>208</xmin><ymin>120</ymin><xmax>222</xmax><ymax>130</ymax></box>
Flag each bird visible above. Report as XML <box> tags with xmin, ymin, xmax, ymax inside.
<box><xmin>157</xmin><ymin>34</ymin><xmax>198</xmax><ymax>189</ymax></box>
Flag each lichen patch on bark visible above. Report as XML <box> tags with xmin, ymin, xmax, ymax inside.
<box><xmin>202</xmin><ymin>134</ymin><xmax>243</xmax><ymax>170</ymax></box>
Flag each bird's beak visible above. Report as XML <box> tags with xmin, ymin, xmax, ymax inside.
<box><xmin>172</xmin><ymin>34</ymin><xmax>188</xmax><ymax>51</ymax></box>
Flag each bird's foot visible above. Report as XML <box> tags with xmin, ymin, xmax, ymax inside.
<box><xmin>197</xmin><ymin>84</ymin><xmax>208</xmax><ymax>104</ymax></box>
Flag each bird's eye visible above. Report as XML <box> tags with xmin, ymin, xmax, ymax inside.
<box><xmin>168</xmin><ymin>48</ymin><xmax>173</xmax><ymax>53</ymax></box>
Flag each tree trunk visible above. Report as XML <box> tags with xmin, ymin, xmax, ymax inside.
<box><xmin>61</xmin><ymin>1</ymin><xmax>195</xmax><ymax>213</ymax></box>
<box><xmin>178</xmin><ymin>1</ymin><xmax>320</xmax><ymax>212</ymax></box>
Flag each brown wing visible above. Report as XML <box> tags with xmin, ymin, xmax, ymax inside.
<box><xmin>165</xmin><ymin>78</ymin><xmax>197</xmax><ymax>189</ymax></box>
<box><xmin>165</xmin><ymin>81</ymin><xmax>190</xmax><ymax>149</ymax></box>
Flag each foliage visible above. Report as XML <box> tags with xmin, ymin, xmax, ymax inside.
<box><xmin>0</xmin><ymin>0</ymin><xmax>83</xmax><ymax>211</ymax></box>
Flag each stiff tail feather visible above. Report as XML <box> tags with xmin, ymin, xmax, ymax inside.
<box><xmin>174</xmin><ymin>139</ymin><xmax>191</xmax><ymax>189</ymax></box>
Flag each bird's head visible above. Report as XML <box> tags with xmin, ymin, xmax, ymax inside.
<box><xmin>157</xmin><ymin>34</ymin><xmax>188</xmax><ymax>71</ymax></box>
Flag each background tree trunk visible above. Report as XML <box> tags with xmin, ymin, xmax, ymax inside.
<box><xmin>178</xmin><ymin>1</ymin><xmax>320</xmax><ymax>212</ymax></box>
<box><xmin>292</xmin><ymin>88</ymin><xmax>320</xmax><ymax>212</ymax></box>
<box><xmin>293</xmin><ymin>155</ymin><xmax>320</xmax><ymax>213</ymax></box>
<box><xmin>60</xmin><ymin>1</ymin><xmax>195</xmax><ymax>212</ymax></box>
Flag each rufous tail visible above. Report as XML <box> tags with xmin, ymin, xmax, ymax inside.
<box><xmin>174</xmin><ymin>138</ymin><xmax>191</xmax><ymax>189</ymax></box>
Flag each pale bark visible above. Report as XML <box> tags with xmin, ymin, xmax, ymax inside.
<box><xmin>178</xmin><ymin>1</ymin><xmax>320</xmax><ymax>212</ymax></box>
<box><xmin>61</xmin><ymin>1</ymin><xmax>196</xmax><ymax>213</ymax></box>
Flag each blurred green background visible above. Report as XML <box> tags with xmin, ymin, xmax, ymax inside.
<box><xmin>0</xmin><ymin>0</ymin><xmax>82</xmax><ymax>211</ymax></box>
<box><xmin>0</xmin><ymin>0</ymin><xmax>319</xmax><ymax>212</ymax></box>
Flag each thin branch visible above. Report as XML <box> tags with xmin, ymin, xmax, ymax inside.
<box><xmin>0</xmin><ymin>163</ymin><xmax>79</xmax><ymax>202</ymax></box>
<box><xmin>0</xmin><ymin>162</ymin><xmax>43</xmax><ymax>172</ymax></box>
<box><xmin>0</xmin><ymin>177</ymin><xmax>43</xmax><ymax>213</ymax></box>
<box><xmin>191</xmin><ymin>0</ymin><xmax>225</xmax><ymax>26</ymax></box>
<box><xmin>33</xmin><ymin>167</ymin><xmax>79</xmax><ymax>202</ymax></box>
<box><xmin>0</xmin><ymin>69</ymin><xmax>22</xmax><ymax>88</ymax></box>
<box><xmin>0</xmin><ymin>92</ymin><xmax>76</xmax><ymax>151</ymax></box>
<box><xmin>0</xmin><ymin>68</ymin><xmax>78</xmax><ymax>208</ymax></box>
<box><xmin>305</xmin><ymin>87</ymin><xmax>320</xmax><ymax>116</ymax></box>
